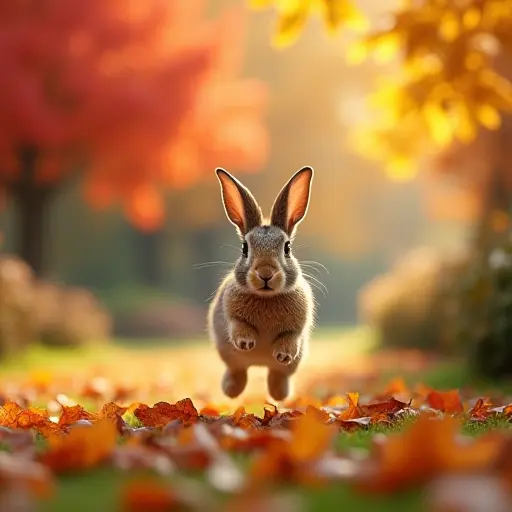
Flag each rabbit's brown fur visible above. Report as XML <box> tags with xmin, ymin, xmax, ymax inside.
<box><xmin>208</xmin><ymin>167</ymin><xmax>315</xmax><ymax>401</ymax></box>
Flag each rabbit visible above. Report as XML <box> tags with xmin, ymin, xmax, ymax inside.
<box><xmin>207</xmin><ymin>166</ymin><xmax>315</xmax><ymax>402</ymax></box>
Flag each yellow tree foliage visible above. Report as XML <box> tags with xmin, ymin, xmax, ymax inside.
<box><xmin>251</xmin><ymin>0</ymin><xmax>512</xmax><ymax>181</ymax></box>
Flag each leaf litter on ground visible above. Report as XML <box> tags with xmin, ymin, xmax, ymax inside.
<box><xmin>0</xmin><ymin>375</ymin><xmax>512</xmax><ymax>510</ymax></box>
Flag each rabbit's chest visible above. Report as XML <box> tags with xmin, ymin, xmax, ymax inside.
<box><xmin>227</xmin><ymin>291</ymin><xmax>308</xmax><ymax>341</ymax></box>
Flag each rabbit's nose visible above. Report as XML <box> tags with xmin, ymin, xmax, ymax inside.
<box><xmin>256</xmin><ymin>266</ymin><xmax>275</xmax><ymax>282</ymax></box>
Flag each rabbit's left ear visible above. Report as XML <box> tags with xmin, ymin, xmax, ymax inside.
<box><xmin>270</xmin><ymin>166</ymin><xmax>314</xmax><ymax>237</ymax></box>
<box><xmin>215</xmin><ymin>168</ymin><xmax>262</xmax><ymax>237</ymax></box>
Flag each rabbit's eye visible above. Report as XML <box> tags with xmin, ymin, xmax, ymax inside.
<box><xmin>242</xmin><ymin>241</ymin><xmax>248</xmax><ymax>258</ymax></box>
<box><xmin>284</xmin><ymin>241</ymin><xmax>291</xmax><ymax>257</ymax></box>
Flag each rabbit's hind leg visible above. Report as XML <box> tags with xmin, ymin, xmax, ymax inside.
<box><xmin>222</xmin><ymin>367</ymin><xmax>248</xmax><ymax>398</ymax></box>
<box><xmin>267</xmin><ymin>369</ymin><xmax>293</xmax><ymax>402</ymax></box>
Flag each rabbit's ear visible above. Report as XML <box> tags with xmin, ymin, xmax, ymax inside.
<box><xmin>270</xmin><ymin>166</ymin><xmax>313</xmax><ymax>237</ymax></box>
<box><xmin>216</xmin><ymin>168</ymin><xmax>262</xmax><ymax>236</ymax></box>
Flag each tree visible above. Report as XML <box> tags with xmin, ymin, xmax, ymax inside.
<box><xmin>251</xmin><ymin>0</ymin><xmax>512</xmax><ymax>247</ymax></box>
<box><xmin>0</xmin><ymin>1</ymin><xmax>268</xmax><ymax>276</ymax></box>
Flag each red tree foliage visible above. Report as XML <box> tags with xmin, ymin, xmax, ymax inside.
<box><xmin>0</xmin><ymin>0</ymin><xmax>268</xmax><ymax>274</ymax></box>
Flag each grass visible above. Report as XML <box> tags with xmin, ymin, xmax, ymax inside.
<box><xmin>39</xmin><ymin>468</ymin><xmax>426</xmax><ymax>512</ymax></box>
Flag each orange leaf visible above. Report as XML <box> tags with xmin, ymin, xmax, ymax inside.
<box><xmin>40</xmin><ymin>419</ymin><xmax>118</xmax><ymax>472</ymax></box>
<box><xmin>426</xmin><ymin>390</ymin><xmax>464</xmax><ymax>414</ymax></box>
<box><xmin>98</xmin><ymin>402</ymin><xmax>128</xmax><ymax>434</ymax></box>
<box><xmin>0</xmin><ymin>402</ymin><xmax>61</xmax><ymax>437</ymax></box>
<box><xmin>288</xmin><ymin>407</ymin><xmax>337</xmax><ymax>462</ymax></box>
<box><xmin>338</xmin><ymin>392</ymin><xmax>361</xmax><ymax>421</ymax></box>
<box><xmin>469</xmin><ymin>398</ymin><xmax>493</xmax><ymax>421</ymax></box>
<box><xmin>356</xmin><ymin>414</ymin><xmax>502</xmax><ymax>493</ymax></box>
<box><xmin>58</xmin><ymin>405</ymin><xmax>96</xmax><ymax>428</ymax></box>
<box><xmin>232</xmin><ymin>406</ymin><xmax>262</xmax><ymax>429</ymax></box>
<box><xmin>121</xmin><ymin>480</ymin><xmax>178</xmax><ymax>512</ymax></box>
<box><xmin>360</xmin><ymin>397</ymin><xmax>409</xmax><ymax>417</ymax></box>
<box><xmin>134</xmin><ymin>399</ymin><xmax>198</xmax><ymax>428</ymax></box>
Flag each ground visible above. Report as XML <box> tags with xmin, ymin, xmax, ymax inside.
<box><xmin>0</xmin><ymin>327</ymin><xmax>510</xmax><ymax>512</ymax></box>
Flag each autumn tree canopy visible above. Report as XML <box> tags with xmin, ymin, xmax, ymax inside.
<box><xmin>252</xmin><ymin>0</ymin><xmax>512</xmax><ymax>242</ymax></box>
<box><xmin>252</xmin><ymin>0</ymin><xmax>512</xmax><ymax>176</ymax></box>
<box><xmin>0</xmin><ymin>0</ymin><xmax>268</xmax><ymax>274</ymax></box>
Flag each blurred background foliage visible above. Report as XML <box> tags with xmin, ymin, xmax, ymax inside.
<box><xmin>0</xmin><ymin>0</ymin><xmax>512</xmax><ymax>385</ymax></box>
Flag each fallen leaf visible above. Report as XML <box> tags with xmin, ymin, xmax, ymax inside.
<box><xmin>469</xmin><ymin>398</ymin><xmax>493</xmax><ymax>422</ymax></box>
<box><xmin>40</xmin><ymin>419</ymin><xmax>118</xmax><ymax>472</ymax></box>
<box><xmin>426</xmin><ymin>390</ymin><xmax>464</xmax><ymax>414</ymax></box>
<box><xmin>120</xmin><ymin>480</ymin><xmax>179</xmax><ymax>511</ymax></box>
<box><xmin>134</xmin><ymin>399</ymin><xmax>198</xmax><ymax>428</ymax></box>
<box><xmin>0</xmin><ymin>451</ymin><xmax>54</xmax><ymax>498</ymax></box>
<box><xmin>232</xmin><ymin>407</ymin><xmax>262</xmax><ymax>430</ymax></box>
<box><xmin>355</xmin><ymin>414</ymin><xmax>503</xmax><ymax>493</ymax></box>
<box><xmin>338</xmin><ymin>393</ymin><xmax>361</xmax><ymax>421</ymax></box>
<box><xmin>0</xmin><ymin>402</ymin><xmax>60</xmax><ymax>437</ymax></box>
<box><xmin>58</xmin><ymin>405</ymin><xmax>96</xmax><ymax>429</ymax></box>
<box><xmin>112</xmin><ymin>445</ymin><xmax>175</xmax><ymax>475</ymax></box>
<box><xmin>289</xmin><ymin>407</ymin><xmax>337</xmax><ymax>462</ymax></box>
<box><xmin>98</xmin><ymin>402</ymin><xmax>128</xmax><ymax>433</ymax></box>
<box><xmin>426</xmin><ymin>474</ymin><xmax>511</xmax><ymax>512</ymax></box>
<box><xmin>360</xmin><ymin>397</ymin><xmax>409</xmax><ymax>417</ymax></box>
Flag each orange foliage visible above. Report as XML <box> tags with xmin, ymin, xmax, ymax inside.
<box><xmin>2</xmin><ymin>377</ymin><xmax>512</xmax><ymax>508</ymax></box>
<box><xmin>356</xmin><ymin>414</ymin><xmax>503</xmax><ymax>493</ymax></box>
<box><xmin>0</xmin><ymin>0</ymin><xmax>268</xmax><ymax>229</ymax></box>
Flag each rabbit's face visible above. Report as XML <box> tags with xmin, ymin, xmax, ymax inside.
<box><xmin>234</xmin><ymin>225</ymin><xmax>299</xmax><ymax>296</ymax></box>
<box><xmin>215</xmin><ymin>166</ymin><xmax>313</xmax><ymax>296</ymax></box>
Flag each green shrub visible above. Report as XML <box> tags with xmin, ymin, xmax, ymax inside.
<box><xmin>456</xmin><ymin>241</ymin><xmax>512</xmax><ymax>379</ymax></box>
<box><xmin>358</xmin><ymin>247</ymin><xmax>467</xmax><ymax>354</ymax></box>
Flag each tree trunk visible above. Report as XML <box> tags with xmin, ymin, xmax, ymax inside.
<box><xmin>130</xmin><ymin>228</ymin><xmax>164</xmax><ymax>286</ymax></box>
<box><xmin>14</xmin><ymin>190</ymin><xmax>49</xmax><ymax>276</ymax></box>
<box><xmin>12</xmin><ymin>147</ymin><xmax>52</xmax><ymax>277</ymax></box>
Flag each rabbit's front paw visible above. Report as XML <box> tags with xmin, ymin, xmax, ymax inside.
<box><xmin>272</xmin><ymin>348</ymin><xmax>294</xmax><ymax>365</ymax></box>
<box><xmin>232</xmin><ymin>337</ymin><xmax>256</xmax><ymax>351</ymax></box>
<box><xmin>272</xmin><ymin>335</ymin><xmax>300</xmax><ymax>365</ymax></box>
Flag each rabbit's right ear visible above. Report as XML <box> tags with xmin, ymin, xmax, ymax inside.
<box><xmin>215</xmin><ymin>168</ymin><xmax>262</xmax><ymax>236</ymax></box>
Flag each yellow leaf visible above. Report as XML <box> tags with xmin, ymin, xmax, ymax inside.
<box><xmin>248</xmin><ymin>0</ymin><xmax>274</xmax><ymax>8</ymax></box>
<box><xmin>477</xmin><ymin>104</ymin><xmax>501</xmax><ymax>130</ymax></box>
<box><xmin>321</xmin><ymin>0</ymin><xmax>369</xmax><ymax>32</ymax></box>
<box><xmin>479</xmin><ymin>69</ymin><xmax>512</xmax><ymax>110</ymax></box>
<box><xmin>422</xmin><ymin>101</ymin><xmax>453</xmax><ymax>146</ymax></box>
<box><xmin>272</xmin><ymin>1</ymin><xmax>310</xmax><ymax>48</ymax></box>
<box><xmin>345</xmin><ymin>40</ymin><xmax>369</xmax><ymax>65</ymax></box>
<box><xmin>453</xmin><ymin>101</ymin><xmax>477</xmax><ymax>143</ymax></box>
<box><xmin>439</xmin><ymin>11</ymin><xmax>460</xmax><ymax>42</ymax></box>
<box><xmin>462</xmin><ymin>6</ymin><xmax>481</xmax><ymax>29</ymax></box>
<box><xmin>372</xmin><ymin>32</ymin><xmax>401</xmax><ymax>63</ymax></box>
<box><xmin>386</xmin><ymin>157</ymin><xmax>417</xmax><ymax>182</ymax></box>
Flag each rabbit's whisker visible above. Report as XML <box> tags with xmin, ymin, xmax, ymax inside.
<box><xmin>300</xmin><ymin>263</ymin><xmax>322</xmax><ymax>275</ymax></box>
<box><xmin>302</xmin><ymin>272</ymin><xmax>328</xmax><ymax>298</ymax></box>
<box><xmin>302</xmin><ymin>260</ymin><xmax>330</xmax><ymax>274</ymax></box>
<box><xmin>221</xmin><ymin>244</ymin><xmax>243</xmax><ymax>254</ymax></box>
<box><xmin>193</xmin><ymin>261</ymin><xmax>233</xmax><ymax>269</ymax></box>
